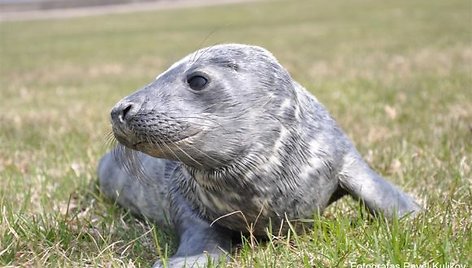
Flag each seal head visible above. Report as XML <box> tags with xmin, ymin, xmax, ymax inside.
<box><xmin>111</xmin><ymin>44</ymin><xmax>297</xmax><ymax>171</ymax></box>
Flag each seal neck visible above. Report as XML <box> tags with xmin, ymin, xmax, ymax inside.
<box><xmin>182</xmin><ymin>134</ymin><xmax>308</xmax><ymax>196</ymax></box>
<box><xmin>182</xmin><ymin>150</ymin><xmax>264</xmax><ymax>191</ymax></box>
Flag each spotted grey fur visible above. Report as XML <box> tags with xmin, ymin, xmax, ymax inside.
<box><xmin>98</xmin><ymin>44</ymin><xmax>422</xmax><ymax>267</ymax></box>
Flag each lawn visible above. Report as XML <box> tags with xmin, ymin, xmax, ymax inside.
<box><xmin>0</xmin><ymin>0</ymin><xmax>471</xmax><ymax>267</ymax></box>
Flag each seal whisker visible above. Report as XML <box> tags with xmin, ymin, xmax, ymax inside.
<box><xmin>171</xmin><ymin>116</ymin><xmax>228</xmax><ymax>131</ymax></box>
<box><xmin>113</xmin><ymin>144</ymin><xmax>131</xmax><ymax>174</ymax></box>
<box><xmin>190</xmin><ymin>46</ymin><xmax>213</xmax><ymax>65</ymax></box>
<box><xmin>187</xmin><ymin>46</ymin><xmax>202</xmax><ymax>65</ymax></box>
<box><xmin>132</xmin><ymin>153</ymin><xmax>152</xmax><ymax>185</ymax></box>
<box><xmin>146</xmin><ymin>134</ymin><xmax>165</xmax><ymax>158</ymax></box>
<box><xmin>189</xmin><ymin>48</ymin><xmax>200</xmax><ymax>64</ymax></box>
<box><xmin>161</xmin><ymin>136</ymin><xmax>204</xmax><ymax>167</ymax></box>
<box><xmin>149</xmin><ymin>134</ymin><xmax>189</xmax><ymax>166</ymax></box>
<box><xmin>170</xmin><ymin>116</ymin><xmax>220</xmax><ymax>127</ymax></box>
<box><xmin>179</xmin><ymin>141</ymin><xmax>226</xmax><ymax>168</ymax></box>
<box><xmin>150</xmin><ymin>136</ymin><xmax>171</xmax><ymax>160</ymax></box>
<box><xmin>104</xmin><ymin>130</ymin><xmax>118</xmax><ymax>148</ymax></box>
<box><xmin>113</xmin><ymin>144</ymin><xmax>151</xmax><ymax>185</ymax></box>
<box><xmin>188</xmin><ymin>45</ymin><xmax>219</xmax><ymax>69</ymax></box>
<box><xmin>125</xmin><ymin>126</ymin><xmax>152</xmax><ymax>184</ymax></box>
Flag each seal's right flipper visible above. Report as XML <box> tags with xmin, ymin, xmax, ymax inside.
<box><xmin>339</xmin><ymin>152</ymin><xmax>422</xmax><ymax>219</ymax></box>
<box><xmin>158</xmin><ymin>190</ymin><xmax>235</xmax><ymax>268</ymax></box>
<box><xmin>153</xmin><ymin>223</ymin><xmax>232</xmax><ymax>268</ymax></box>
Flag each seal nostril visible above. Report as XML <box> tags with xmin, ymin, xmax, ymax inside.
<box><xmin>119</xmin><ymin>104</ymin><xmax>133</xmax><ymax>122</ymax></box>
<box><xmin>111</xmin><ymin>100</ymin><xmax>141</xmax><ymax>124</ymax></box>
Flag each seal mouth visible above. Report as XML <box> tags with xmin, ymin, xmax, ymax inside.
<box><xmin>132</xmin><ymin>141</ymin><xmax>146</xmax><ymax>148</ymax></box>
<box><xmin>130</xmin><ymin>130</ymin><xmax>201</xmax><ymax>151</ymax></box>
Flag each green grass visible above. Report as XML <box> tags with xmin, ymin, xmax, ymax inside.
<box><xmin>1</xmin><ymin>0</ymin><xmax>471</xmax><ymax>266</ymax></box>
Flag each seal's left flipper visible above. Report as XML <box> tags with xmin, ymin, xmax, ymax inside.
<box><xmin>339</xmin><ymin>152</ymin><xmax>422</xmax><ymax>219</ymax></box>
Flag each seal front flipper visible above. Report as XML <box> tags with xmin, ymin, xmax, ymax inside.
<box><xmin>339</xmin><ymin>151</ymin><xmax>422</xmax><ymax>219</ymax></box>
<box><xmin>155</xmin><ymin>192</ymin><xmax>234</xmax><ymax>268</ymax></box>
<box><xmin>152</xmin><ymin>221</ymin><xmax>232</xmax><ymax>268</ymax></box>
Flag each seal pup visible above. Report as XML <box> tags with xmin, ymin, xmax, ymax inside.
<box><xmin>98</xmin><ymin>44</ymin><xmax>422</xmax><ymax>267</ymax></box>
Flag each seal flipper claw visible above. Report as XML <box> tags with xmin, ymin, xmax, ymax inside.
<box><xmin>153</xmin><ymin>253</ymin><xmax>227</xmax><ymax>268</ymax></box>
<box><xmin>339</xmin><ymin>152</ymin><xmax>422</xmax><ymax>219</ymax></box>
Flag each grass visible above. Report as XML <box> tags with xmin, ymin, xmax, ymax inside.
<box><xmin>0</xmin><ymin>0</ymin><xmax>471</xmax><ymax>266</ymax></box>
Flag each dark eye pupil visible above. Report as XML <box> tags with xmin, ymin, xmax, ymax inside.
<box><xmin>187</xmin><ymin>75</ymin><xmax>208</xmax><ymax>90</ymax></box>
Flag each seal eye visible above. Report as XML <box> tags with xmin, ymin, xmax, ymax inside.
<box><xmin>187</xmin><ymin>75</ymin><xmax>208</xmax><ymax>91</ymax></box>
